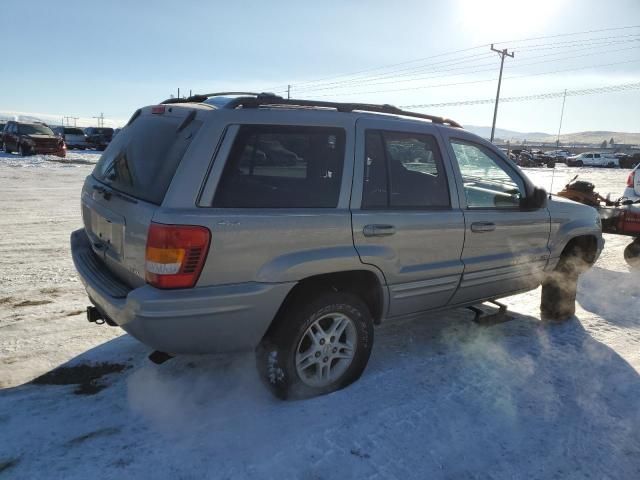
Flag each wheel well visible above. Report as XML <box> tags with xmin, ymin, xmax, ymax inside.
<box><xmin>270</xmin><ymin>270</ymin><xmax>385</xmax><ymax>330</ymax></box>
<box><xmin>561</xmin><ymin>235</ymin><xmax>598</xmax><ymax>265</ymax></box>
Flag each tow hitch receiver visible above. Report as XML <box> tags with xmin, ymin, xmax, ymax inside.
<box><xmin>87</xmin><ymin>306</ymin><xmax>105</xmax><ymax>325</ymax></box>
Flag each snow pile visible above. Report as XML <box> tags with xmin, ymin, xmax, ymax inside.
<box><xmin>1</xmin><ymin>160</ymin><xmax>639</xmax><ymax>479</ymax></box>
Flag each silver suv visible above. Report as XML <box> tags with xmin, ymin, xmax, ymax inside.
<box><xmin>71</xmin><ymin>93</ymin><xmax>603</xmax><ymax>399</ymax></box>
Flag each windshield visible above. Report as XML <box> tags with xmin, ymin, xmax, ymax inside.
<box><xmin>18</xmin><ymin>124</ymin><xmax>54</xmax><ymax>136</ymax></box>
<box><xmin>93</xmin><ymin>114</ymin><xmax>201</xmax><ymax>204</ymax></box>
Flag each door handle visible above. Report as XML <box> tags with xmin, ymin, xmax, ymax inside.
<box><xmin>363</xmin><ymin>224</ymin><xmax>396</xmax><ymax>237</ymax></box>
<box><xmin>471</xmin><ymin>222</ymin><xmax>496</xmax><ymax>233</ymax></box>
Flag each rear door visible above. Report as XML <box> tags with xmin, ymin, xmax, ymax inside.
<box><xmin>440</xmin><ymin>132</ymin><xmax>550</xmax><ymax>305</ymax></box>
<box><xmin>82</xmin><ymin>107</ymin><xmax>203</xmax><ymax>287</ymax></box>
<box><xmin>351</xmin><ymin>118</ymin><xmax>465</xmax><ymax>317</ymax></box>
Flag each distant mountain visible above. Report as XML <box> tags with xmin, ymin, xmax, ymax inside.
<box><xmin>465</xmin><ymin>126</ymin><xmax>552</xmax><ymax>142</ymax></box>
<box><xmin>465</xmin><ymin>126</ymin><xmax>640</xmax><ymax>145</ymax></box>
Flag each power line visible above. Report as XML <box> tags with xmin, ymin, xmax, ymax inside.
<box><xmin>293</xmin><ymin>42</ymin><xmax>640</xmax><ymax>93</ymax></box>
<box><xmin>401</xmin><ymin>82</ymin><xmax>640</xmax><ymax>109</ymax></box>
<box><xmin>289</xmin><ymin>36</ymin><xmax>640</xmax><ymax>94</ymax></box>
<box><xmin>270</xmin><ymin>26</ymin><xmax>640</xmax><ymax>93</ymax></box>
<box><xmin>303</xmin><ymin>58</ymin><xmax>639</xmax><ymax>98</ymax></box>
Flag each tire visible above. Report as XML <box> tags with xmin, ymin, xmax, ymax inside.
<box><xmin>18</xmin><ymin>144</ymin><xmax>27</xmax><ymax>157</ymax></box>
<box><xmin>256</xmin><ymin>291</ymin><xmax>374</xmax><ymax>400</ymax></box>
<box><xmin>540</xmin><ymin>248</ymin><xmax>590</xmax><ymax>322</ymax></box>
<box><xmin>624</xmin><ymin>239</ymin><xmax>640</xmax><ymax>269</ymax></box>
<box><xmin>575</xmin><ymin>160</ymin><xmax>584</xmax><ymax>167</ymax></box>
<box><xmin>3</xmin><ymin>142</ymin><xmax>12</xmax><ymax>154</ymax></box>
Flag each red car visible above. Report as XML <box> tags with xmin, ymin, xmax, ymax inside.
<box><xmin>2</xmin><ymin>121</ymin><xmax>66</xmax><ymax>157</ymax></box>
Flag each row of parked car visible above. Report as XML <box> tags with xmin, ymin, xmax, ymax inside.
<box><xmin>504</xmin><ymin>147</ymin><xmax>640</xmax><ymax>169</ymax></box>
<box><xmin>0</xmin><ymin>120</ymin><xmax>117</xmax><ymax>157</ymax></box>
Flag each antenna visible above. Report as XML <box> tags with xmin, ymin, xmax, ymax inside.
<box><xmin>549</xmin><ymin>88</ymin><xmax>568</xmax><ymax>199</ymax></box>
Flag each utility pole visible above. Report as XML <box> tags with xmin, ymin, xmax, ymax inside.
<box><xmin>178</xmin><ymin>87</ymin><xmax>180</xmax><ymax>99</ymax></box>
<box><xmin>555</xmin><ymin>89</ymin><xmax>567</xmax><ymax>148</ymax></box>
<box><xmin>287</xmin><ymin>84</ymin><xmax>291</xmax><ymax>99</ymax></box>
<box><xmin>92</xmin><ymin>113</ymin><xmax>104</xmax><ymax>128</ymax></box>
<box><xmin>489</xmin><ymin>44</ymin><xmax>514</xmax><ymax>143</ymax></box>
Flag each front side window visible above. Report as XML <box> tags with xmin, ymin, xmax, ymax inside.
<box><xmin>362</xmin><ymin>130</ymin><xmax>450</xmax><ymax>209</ymax></box>
<box><xmin>450</xmin><ymin>140</ymin><xmax>524</xmax><ymax>209</ymax></box>
<box><xmin>213</xmin><ymin>125</ymin><xmax>345</xmax><ymax>208</ymax></box>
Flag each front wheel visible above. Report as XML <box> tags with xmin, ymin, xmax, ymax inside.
<box><xmin>18</xmin><ymin>144</ymin><xmax>27</xmax><ymax>156</ymax></box>
<box><xmin>540</xmin><ymin>249</ymin><xmax>590</xmax><ymax>322</ymax></box>
<box><xmin>624</xmin><ymin>239</ymin><xmax>640</xmax><ymax>269</ymax></box>
<box><xmin>256</xmin><ymin>291</ymin><xmax>374</xmax><ymax>400</ymax></box>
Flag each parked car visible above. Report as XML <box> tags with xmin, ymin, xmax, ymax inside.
<box><xmin>52</xmin><ymin>126</ymin><xmax>89</xmax><ymax>150</ymax></box>
<box><xmin>545</xmin><ymin>150</ymin><xmax>571</xmax><ymax>162</ymax></box>
<box><xmin>71</xmin><ymin>94</ymin><xmax>603</xmax><ymax>399</ymax></box>
<box><xmin>2</xmin><ymin>121</ymin><xmax>66</xmax><ymax>157</ymax></box>
<box><xmin>616</xmin><ymin>153</ymin><xmax>640</xmax><ymax>169</ymax></box>
<box><xmin>566</xmin><ymin>152</ymin><xmax>618</xmax><ymax>167</ymax></box>
<box><xmin>84</xmin><ymin>127</ymin><xmax>114</xmax><ymax>150</ymax></box>
<box><xmin>623</xmin><ymin>163</ymin><xmax>640</xmax><ymax>201</ymax></box>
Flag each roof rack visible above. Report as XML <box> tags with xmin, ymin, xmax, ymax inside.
<box><xmin>160</xmin><ymin>92</ymin><xmax>269</xmax><ymax>105</ymax></box>
<box><xmin>160</xmin><ymin>92</ymin><xmax>462</xmax><ymax>128</ymax></box>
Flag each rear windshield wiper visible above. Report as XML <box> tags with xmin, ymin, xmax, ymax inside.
<box><xmin>92</xmin><ymin>184</ymin><xmax>138</xmax><ymax>204</ymax></box>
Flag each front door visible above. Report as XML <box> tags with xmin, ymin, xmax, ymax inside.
<box><xmin>351</xmin><ymin>119</ymin><xmax>465</xmax><ymax>317</ymax></box>
<box><xmin>441</xmin><ymin>134</ymin><xmax>551</xmax><ymax>305</ymax></box>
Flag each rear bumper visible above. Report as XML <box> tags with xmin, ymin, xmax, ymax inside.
<box><xmin>71</xmin><ymin>229</ymin><xmax>294</xmax><ymax>354</ymax></box>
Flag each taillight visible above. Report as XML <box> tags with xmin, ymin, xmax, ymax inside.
<box><xmin>145</xmin><ymin>223</ymin><xmax>211</xmax><ymax>289</ymax></box>
<box><xmin>627</xmin><ymin>171</ymin><xmax>635</xmax><ymax>188</ymax></box>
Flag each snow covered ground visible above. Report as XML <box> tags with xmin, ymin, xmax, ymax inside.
<box><xmin>1</xmin><ymin>152</ymin><xmax>639</xmax><ymax>479</ymax></box>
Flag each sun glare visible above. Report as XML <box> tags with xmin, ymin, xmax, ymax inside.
<box><xmin>457</xmin><ymin>0</ymin><xmax>568</xmax><ymax>41</ymax></box>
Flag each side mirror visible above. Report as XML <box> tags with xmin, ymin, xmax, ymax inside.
<box><xmin>521</xmin><ymin>186</ymin><xmax>547</xmax><ymax>209</ymax></box>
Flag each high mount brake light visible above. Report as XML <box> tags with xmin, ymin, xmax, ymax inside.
<box><xmin>151</xmin><ymin>106</ymin><xmax>166</xmax><ymax>114</ymax></box>
<box><xmin>145</xmin><ymin>223</ymin><xmax>211</xmax><ymax>289</ymax></box>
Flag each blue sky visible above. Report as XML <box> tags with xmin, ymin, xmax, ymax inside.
<box><xmin>1</xmin><ymin>0</ymin><xmax>639</xmax><ymax>133</ymax></box>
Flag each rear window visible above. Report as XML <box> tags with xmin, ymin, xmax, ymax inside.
<box><xmin>213</xmin><ymin>125</ymin><xmax>346</xmax><ymax>208</ymax></box>
<box><xmin>92</xmin><ymin>114</ymin><xmax>202</xmax><ymax>205</ymax></box>
<box><xmin>64</xmin><ymin>128</ymin><xmax>84</xmax><ymax>135</ymax></box>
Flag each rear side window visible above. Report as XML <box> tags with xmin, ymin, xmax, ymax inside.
<box><xmin>362</xmin><ymin>130</ymin><xmax>450</xmax><ymax>209</ymax></box>
<box><xmin>213</xmin><ymin>125</ymin><xmax>345</xmax><ymax>208</ymax></box>
<box><xmin>93</xmin><ymin>114</ymin><xmax>201</xmax><ymax>205</ymax></box>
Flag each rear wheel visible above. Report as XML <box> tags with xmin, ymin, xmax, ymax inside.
<box><xmin>18</xmin><ymin>144</ymin><xmax>27</xmax><ymax>157</ymax></box>
<box><xmin>256</xmin><ymin>291</ymin><xmax>374</xmax><ymax>400</ymax></box>
<box><xmin>575</xmin><ymin>160</ymin><xmax>584</xmax><ymax>167</ymax></box>
<box><xmin>624</xmin><ymin>239</ymin><xmax>640</xmax><ymax>269</ymax></box>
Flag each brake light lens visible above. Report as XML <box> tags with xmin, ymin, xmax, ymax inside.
<box><xmin>151</xmin><ymin>106</ymin><xmax>166</xmax><ymax>114</ymax></box>
<box><xmin>627</xmin><ymin>170</ymin><xmax>635</xmax><ymax>188</ymax></box>
<box><xmin>145</xmin><ymin>223</ymin><xmax>211</xmax><ymax>289</ymax></box>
